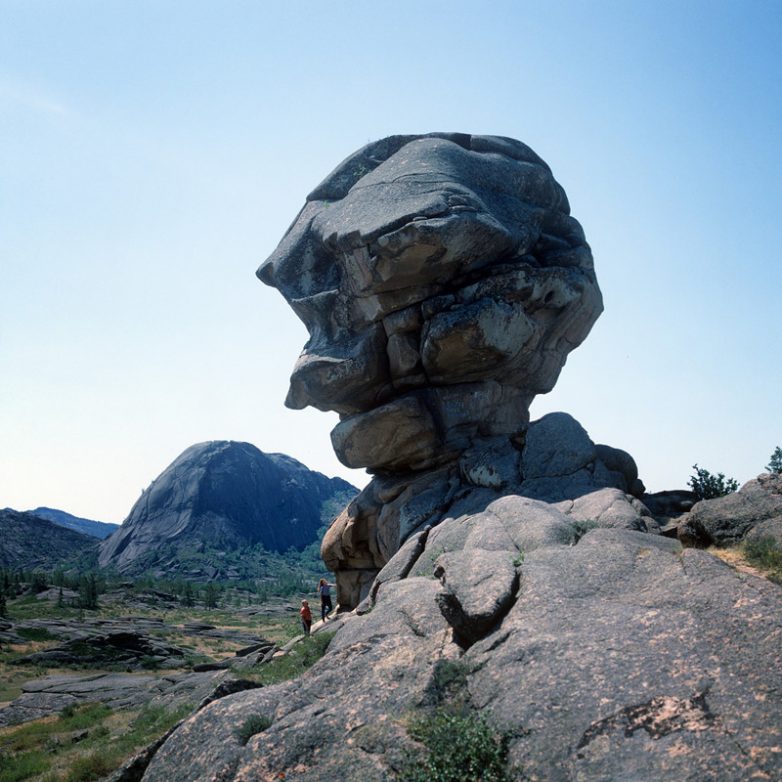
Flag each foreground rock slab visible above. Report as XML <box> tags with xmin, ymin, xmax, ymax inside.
<box><xmin>141</xmin><ymin>497</ymin><xmax>782</xmax><ymax>782</ymax></box>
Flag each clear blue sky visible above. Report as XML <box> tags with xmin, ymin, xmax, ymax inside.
<box><xmin>1</xmin><ymin>0</ymin><xmax>780</xmax><ymax>523</ymax></box>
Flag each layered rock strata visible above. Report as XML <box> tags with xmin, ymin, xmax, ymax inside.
<box><xmin>259</xmin><ymin>134</ymin><xmax>606</xmax><ymax>606</ymax></box>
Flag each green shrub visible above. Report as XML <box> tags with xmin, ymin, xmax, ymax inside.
<box><xmin>399</xmin><ymin>710</ymin><xmax>511</xmax><ymax>782</ymax></box>
<box><xmin>570</xmin><ymin>519</ymin><xmax>599</xmax><ymax>544</ymax></box>
<box><xmin>688</xmin><ymin>464</ymin><xmax>738</xmax><ymax>501</ymax></box>
<box><xmin>234</xmin><ymin>714</ymin><xmax>272</xmax><ymax>745</ymax></box>
<box><xmin>766</xmin><ymin>447</ymin><xmax>782</xmax><ymax>474</ymax></box>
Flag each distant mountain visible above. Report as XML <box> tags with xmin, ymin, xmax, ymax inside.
<box><xmin>0</xmin><ymin>509</ymin><xmax>98</xmax><ymax>570</ymax></box>
<box><xmin>30</xmin><ymin>507</ymin><xmax>118</xmax><ymax>540</ymax></box>
<box><xmin>98</xmin><ymin>441</ymin><xmax>358</xmax><ymax>579</ymax></box>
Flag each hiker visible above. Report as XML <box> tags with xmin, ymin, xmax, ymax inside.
<box><xmin>300</xmin><ymin>599</ymin><xmax>312</xmax><ymax>635</ymax></box>
<box><xmin>317</xmin><ymin>578</ymin><xmax>333</xmax><ymax>621</ymax></box>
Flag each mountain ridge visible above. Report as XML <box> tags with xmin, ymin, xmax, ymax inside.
<box><xmin>0</xmin><ymin>509</ymin><xmax>98</xmax><ymax>570</ymax></box>
<box><xmin>29</xmin><ymin>507</ymin><xmax>118</xmax><ymax>540</ymax></box>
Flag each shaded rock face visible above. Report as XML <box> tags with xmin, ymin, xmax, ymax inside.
<box><xmin>259</xmin><ymin>134</ymin><xmax>610</xmax><ymax>606</ymax></box>
<box><xmin>143</xmin><ymin>498</ymin><xmax>782</xmax><ymax>782</ymax></box>
<box><xmin>0</xmin><ymin>509</ymin><xmax>97</xmax><ymax>570</ymax></box>
<box><xmin>98</xmin><ymin>441</ymin><xmax>356</xmax><ymax>575</ymax></box>
<box><xmin>260</xmin><ymin>134</ymin><xmax>601</xmax><ymax>475</ymax></box>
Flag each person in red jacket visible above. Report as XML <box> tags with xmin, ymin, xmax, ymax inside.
<box><xmin>299</xmin><ymin>599</ymin><xmax>312</xmax><ymax>635</ymax></box>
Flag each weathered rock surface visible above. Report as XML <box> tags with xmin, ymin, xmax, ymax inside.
<box><xmin>0</xmin><ymin>508</ymin><xmax>98</xmax><ymax>570</ymax></box>
<box><xmin>142</xmin><ymin>496</ymin><xmax>782</xmax><ymax>782</ymax></box>
<box><xmin>677</xmin><ymin>472</ymin><xmax>782</xmax><ymax>546</ymax></box>
<box><xmin>98</xmin><ymin>441</ymin><xmax>356</xmax><ymax>576</ymax></box>
<box><xmin>260</xmin><ymin>134</ymin><xmax>601</xmax><ymax>442</ymax></box>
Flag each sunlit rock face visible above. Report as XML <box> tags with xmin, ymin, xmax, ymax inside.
<box><xmin>260</xmin><ymin>134</ymin><xmax>606</xmax><ymax>607</ymax></box>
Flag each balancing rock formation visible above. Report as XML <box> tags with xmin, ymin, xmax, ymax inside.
<box><xmin>259</xmin><ymin>133</ymin><xmax>617</xmax><ymax>607</ymax></box>
<box><xmin>139</xmin><ymin>136</ymin><xmax>782</xmax><ymax>782</ymax></box>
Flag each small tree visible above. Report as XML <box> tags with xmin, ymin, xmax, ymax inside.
<box><xmin>766</xmin><ymin>447</ymin><xmax>782</xmax><ymax>474</ymax></box>
<box><xmin>688</xmin><ymin>464</ymin><xmax>739</xmax><ymax>501</ymax></box>
<box><xmin>0</xmin><ymin>591</ymin><xmax>7</xmax><ymax>618</ymax></box>
<box><xmin>78</xmin><ymin>573</ymin><xmax>99</xmax><ymax>610</ymax></box>
<box><xmin>31</xmin><ymin>572</ymin><xmax>48</xmax><ymax>594</ymax></box>
<box><xmin>181</xmin><ymin>582</ymin><xmax>195</xmax><ymax>607</ymax></box>
<box><xmin>203</xmin><ymin>582</ymin><xmax>219</xmax><ymax>609</ymax></box>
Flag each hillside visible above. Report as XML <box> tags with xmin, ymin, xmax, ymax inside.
<box><xmin>30</xmin><ymin>506</ymin><xmax>119</xmax><ymax>539</ymax></box>
<box><xmin>98</xmin><ymin>441</ymin><xmax>357</xmax><ymax>578</ymax></box>
<box><xmin>0</xmin><ymin>509</ymin><xmax>98</xmax><ymax>570</ymax></box>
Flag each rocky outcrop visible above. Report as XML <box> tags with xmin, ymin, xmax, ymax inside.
<box><xmin>676</xmin><ymin>472</ymin><xmax>782</xmax><ymax>547</ymax></box>
<box><xmin>259</xmin><ymin>133</ymin><xmax>601</xmax><ymax>444</ymax></box>
<box><xmin>142</xmin><ymin>497</ymin><xmax>782</xmax><ymax>782</ymax></box>
<box><xmin>0</xmin><ymin>508</ymin><xmax>98</xmax><ymax>570</ymax></box>
<box><xmin>98</xmin><ymin>441</ymin><xmax>357</xmax><ymax>576</ymax></box>
<box><xmin>321</xmin><ymin>411</ymin><xmax>646</xmax><ymax>608</ymax></box>
<box><xmin>134</xmin><ymin>133</ymin><xmax>782</xmax><ymax>781</ymax></box>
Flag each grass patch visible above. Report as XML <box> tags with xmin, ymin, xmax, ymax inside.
<box><xmin>249</xmin><ymin>632</ymin><xmax>334</xmax><ymax>686</ymax></box>
<box><xmin>0</xmin><ymin>749</ymin><xmax>49</xmax><ymax>782</ymax></box>
<box><xmin>60</xmin><ymin>752</ymin><xmax>115</xmax><ymax>782</ymax></box>
<box><xmin>742</xmin><ymin>537</ymin><xmax>782</xmax><ymax>584</ymax></box>
<box><xmin>399</xmin><ymin>709</ymin><xmax>511</xmax><ymax>782</ymax></box>
<box><xmin>0</xmin><ymin>702</ymin><xmax>191</xmax><ymax>782</ymax></box>
<box><xmin>1</xmin><ymin>704</ymin><xmax>112</xmax><ymax>753</ymax></box>
<box><xmin>234</xmin><ymin>714</ymin><xmax>272</xmax><ymax>745</ymax></box>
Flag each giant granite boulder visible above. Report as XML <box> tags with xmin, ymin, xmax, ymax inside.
<box><xmin>98</xmin><ymin>441</ymin><xmax>356</xmax><ymax>576</ymax></box>
<box><xmin>259</xmin><ymin>134</ymin><xmax>630</xmax><ymax>606</ymax></box>
<box><xmin>258</xmin><ymin>133</ymin><xmax>602</xmax><ymax>447</ymax></box>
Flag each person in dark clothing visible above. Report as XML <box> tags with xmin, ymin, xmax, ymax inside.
<box><xmin>318</xmin><ymin>578</ymin><xmax>333</xmax><ymax>621</ymax></box>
